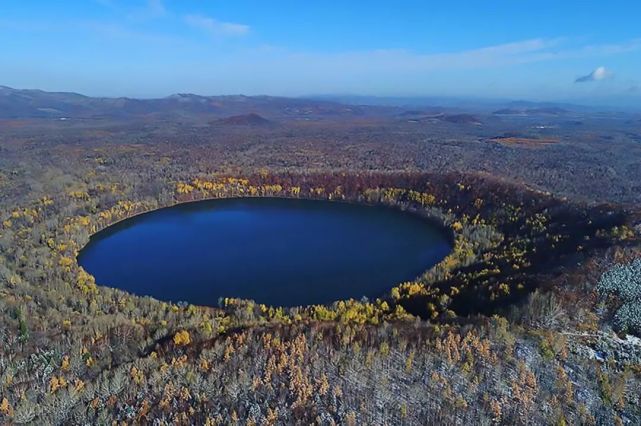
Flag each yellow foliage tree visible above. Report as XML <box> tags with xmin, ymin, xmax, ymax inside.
<box><xmin>173</xmin><ymin>330</ymin><xmax>191</xmax><ymax>346</ymax></box>
<box><xmin>0</xmin><ymin>398</ymin><xmax>12</xmax><ymax>416</ymax></box>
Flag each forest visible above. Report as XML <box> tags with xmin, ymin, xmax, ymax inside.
<box><xmin>0</xmin><ymin>152</ymin><xmax>640</xmax><ymax>424</ymax></box>
<box><xmin>0</xmin><ymin>92</ymin><xmax>640</xmax><ymax>424</ymax></box>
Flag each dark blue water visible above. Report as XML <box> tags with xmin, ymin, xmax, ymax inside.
<box><xmin>78</xmin><ymin>198</ymin><xmax>451</xmax><ymax>307</ymax></box>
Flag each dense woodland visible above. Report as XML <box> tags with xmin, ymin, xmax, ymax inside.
<box><xmin>0</xmin><ymin>102</ymin><xmax>640</xmax><ymax>424</ymax></box>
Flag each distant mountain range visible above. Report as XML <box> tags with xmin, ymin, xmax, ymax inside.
<box><xmin>0</xmin><ymin>86</ymin><xmax>398</xmax><ymax>120</ymax></box>
<box><xmin>309</xmin><ymin>94</ymin><xmax>630</xmax><ymax>114</ymax></box>
<box><xmin>1</xmin><ymin>85</ymin><xmax>635</xmax><ymax>120</ymax></box>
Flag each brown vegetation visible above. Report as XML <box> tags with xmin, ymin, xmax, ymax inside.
<box><xmin>0</xmin><ymin>93</ymin><xmax>640</xmax><ymax>423</ymax></box>
<box><xmin>491</xmin><ymin>136</ymin><xmax>560</xmax><ymax>147</ymax></box>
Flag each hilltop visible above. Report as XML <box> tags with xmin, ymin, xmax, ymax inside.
<box><xmin>214</xmin><ymin>113</ymin><xmax>272</xmax><ymax>126</ymax></box>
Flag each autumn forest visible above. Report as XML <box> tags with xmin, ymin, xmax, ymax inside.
<box><xmin>0</xmin><ymin>88</ymin><xmax>641</xmax><ymax>425</ymax></box>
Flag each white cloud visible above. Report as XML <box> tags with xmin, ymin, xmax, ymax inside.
<box><xmin>184</xmin><ymin>14</ymin><xmax>249</xmax><ymax>37</ymax></box>
<box><xmin>123</xmin><ymin>0</ymin><xmax>167</xmax><ymax>21</ymax></box>
<box><xmin>147</xmin><ymin>0</ymin><xmax>166</xmax><ymax>17</ymax></box>
<box><xmin>575</xmin><ymin>66</ymin><xmax>613</xmax><ymax>83</ymax></box>
<box><xmin>78</xmin><ymin>21</ymin><xmax>182</xmax><ymax>45</ymax></box>
<box><xmin>177</xmin><ymin>37</ymin><xmax>639</xmax><ymax>97</ymax></box>
<box><xmin>255</xmin><ymin>38</ymin><xmax>563</xmax><ymax>76</ymax></box>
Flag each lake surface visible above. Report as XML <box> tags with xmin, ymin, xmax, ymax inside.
<box><xmin>78</xmin><ymin>198</ymin><xmax>452</xmax><ymax>307</ymax></box>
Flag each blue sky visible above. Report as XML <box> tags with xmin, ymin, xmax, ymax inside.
<box><xmin>1</xmin><ymin>0</ymin><xmax>640</xmax><ymax>105</ymax></box>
